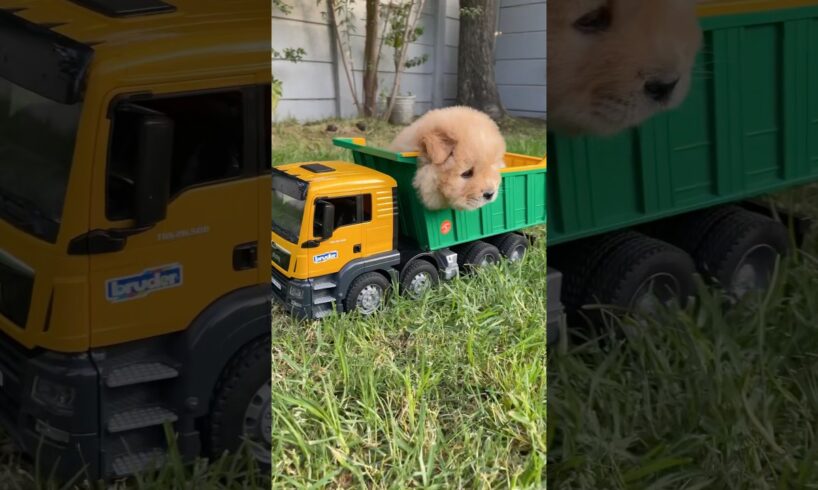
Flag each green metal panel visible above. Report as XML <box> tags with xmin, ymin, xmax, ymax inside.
<box><xmin>333</xmin><ymin>138</ymin><xmax>547</xmax><ymax>251</ymax></box>
<box><xmin>548</xmin><ymin>4</ymin><xmax>818</xmax><ymax>246</ymax></box>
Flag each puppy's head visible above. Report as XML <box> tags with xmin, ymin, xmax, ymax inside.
<box><xmin>547</xmin><ymin>0</ymin><xmax>702</xmax><ymax>136</ymax></box>
<box><xmin>415</xmin><ymin>119</ymin><xmax>505</xmax><ymax>211</ymax></box>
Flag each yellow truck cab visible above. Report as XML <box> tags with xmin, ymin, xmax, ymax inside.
<box><xmin>0</xmin><ymin>1</ymin><xmax>271</xmax><ymax>481</ymax></box>
<box><xmin>271</xmin><ymin>139</ymin><xmax>548</xmax><ymax>318</ymax></box>
<box><xmin>271</xmin><ymin>161</ymin><xmax>408</xmax><ymax>317</ymax></box>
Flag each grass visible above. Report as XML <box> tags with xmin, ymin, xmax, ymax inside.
<box><xmin>0</xmin><ymin>426</ymin><xmax>268</xmax><ymax>489</ymax></box>
<box><xmin>547</xmin><ymin>188</ymin><xmax>818</xmax><ymax>489</ymax></box>
<box><xmin>269</xmin><ymin>116</ymin><xmax>548</xmax><ymax>488</ymax></box>
<box><xmin>270</xmin><ymin>237</ymin><xmax>547</xmax><ymax>488</ymax></box>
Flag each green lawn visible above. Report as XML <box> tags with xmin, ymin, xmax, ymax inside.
<box><xmin>548</xmin><ymin>186</ymin><xmax>818</xmax><ymax>489</ymax></box>
<box><xmin>270</xmin><ymin>116</ymin><xmax>548</xmax><ymax>488</ymax></box>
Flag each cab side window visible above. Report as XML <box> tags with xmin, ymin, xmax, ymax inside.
<box><xmin>313</xmin><ymin>194</ymin><xmax>372</xmax><ymax>237</ymax></box>
<box><xmin>107</xmin><ymin>90</ymin><xmax>244</xmax><ymax>221</ymax></box>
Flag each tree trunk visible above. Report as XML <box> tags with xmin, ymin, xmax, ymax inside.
<box><xmin>363</xmin><ymin>0</ymin><xmax>379</xmax><ymax>117</ymax></box>
<box><xmin>456</xmin><ymin>0</ymin><xmax>506</xmax><ymax>119</ymax></box>
<box><xmin>382</xmin><ymin>0</ymin><xmax>426</xmax><ymax>121</ymax></box>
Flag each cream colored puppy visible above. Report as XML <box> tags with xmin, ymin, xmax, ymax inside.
<box><xmin>389</xmin><ymin>106</ymin><xmax>506</xmax><ymax>211</ymax></box>
<box><xmin>547</xmin><ymin>0</ymin><xmax>703</xmax><ymax>135</ymax></box>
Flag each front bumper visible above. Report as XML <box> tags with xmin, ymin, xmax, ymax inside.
<box><xmin>271</xmin><ymin>266</ymin><xmax>318</xmax><ymax>319</ymax></box>
<box><xmin>0</xmin><ymin>333</ymin><xmax>101</xmax><ymax>480</ymax></box>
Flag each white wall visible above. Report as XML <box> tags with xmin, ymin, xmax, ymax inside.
<box><xmin>495</xmin><ymin>0</ymin><xmax>546</xmax><ymax>119</ymax></box>
<box><xmin>273</xmin><ymin>0</ymin><xmax>546</xmax><ymax>122</ymax></box>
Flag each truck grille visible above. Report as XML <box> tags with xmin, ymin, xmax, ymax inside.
<box><xmin>0</xmin><ymin>328</ymin><xmax>30</xmax><ymax>419</ymax></box>
<box><xmin>0</xmin><ymin>250</ymin><xmax>34</xmax><ymax>328</ymax></box>
<box><xmin>270</xmin><ymin>267</ymin><xmax>286</xmax><ymax>302</ymax></box>
<box><xmin>271</xmin><ymin>243</ymin><xmax>291</xmax><ymax>271</ymax></box>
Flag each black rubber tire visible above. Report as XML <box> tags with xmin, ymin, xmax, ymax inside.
<box><xmin>458</xmin><ymin>241</ymin><xmax>501</xmax><ymax>272</ymax></box>
<box><xmin>693</xmin><ymin>208</ymin><xmax>789</xmax><ymax>297</ymax></box>
<box><xmin>207</xmin><ymin>335</ymin><xmax>272</xmax><ymax>467</ymax></box>
<box><xmin>399</xmin><ymin>260</ymin><xmax>440</xmax><ymax>298</ymax></box>
<box><xmin>493</xmin><ymin>233</ymin><xmax>529</xmax><ymax>262</ymax></box>
<box><xmin>649</xmin><ymin>205</ymin><xmax>745</xmax><ymax>255</ymax></box>
<box><xmin>579</xmin><ymin>233</ymin><xmax>697</xmax><ymax>323</ymax></box>
<box><xmin>548</xmin><ymin>231</ymin><xmax>640</xmax><ymax>313</ymax></box>
<box><xmin>343</xmin><ymin>272</ymin><xmax>391</xmax><ymax>314</ymax></box>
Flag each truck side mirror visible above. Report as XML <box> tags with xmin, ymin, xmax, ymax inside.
<box><xmin>316</xmin><ymin>199</ymin><xmax>335</xmax><ymax>240</ymax></box>
<box><xmin>133</xmin><ymin>113</ymin><xmax>173</xmax><ymax>227</ymax></box>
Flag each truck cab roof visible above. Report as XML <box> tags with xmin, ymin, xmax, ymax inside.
<box><xmin>275</xmin><ymin>161</ymin><xmax>398</xmax><ymax>196</ymax></box>
<box><xmin>4</xmin><ymin>0</ymin><xmax>269</xmax><ymax>87</ymax></box>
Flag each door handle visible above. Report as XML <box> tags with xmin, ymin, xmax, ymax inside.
<box><xmin>233</xmin><ymin>242</ymin><xmax>258</xmax><ymax>270</ymax></box>
<box><xmin>353</xmin><ymin>244</ymin><xmax>361</xmax><ymax>253</ymax></box>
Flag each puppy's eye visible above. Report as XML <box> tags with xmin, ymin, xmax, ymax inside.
<box><xmin>461</xmin><ymin>168</ymin><xmax>474</xmax><ymax>179</ymax></box>
<box><xmin>574</xmin><ymin>6</ymin><xmax>611</xmax><ymax>34</ymax></box>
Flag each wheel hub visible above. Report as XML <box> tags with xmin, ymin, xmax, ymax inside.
<box><xmin>356</xmin><ymin>284</ymin><xmax>383</xmax><ymax>314</ymax></box>
<box><xmin>409</xmin><ymin>272</ymin><xmax>431</xmax><ymax>296</ymax></box>
<box><xmin>508</xmin><ymin>246</ymin><xmax>525</xmax><ymax>262</ymax></box>
<box><xmin>729</xmin><ymin>244</ymin><xmax>778</xmax><ymax>300</ymax></box>
<box><xmin>630</xmin><ymin>273</ymin><xmax>681</xmax><ymax>318</ymax></box>
<box><xmin>242</xmin><ymin>380</ymin><xmax>272</xmax><ymax>464</ymax></box>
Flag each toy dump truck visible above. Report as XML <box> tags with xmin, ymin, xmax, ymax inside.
<box><xmin>546</xmin><ymin>0</ymin><xmax>818</xmax><ymax>338</ymax></box>
<box><xmin>0</xmin><ymin>2</ymin><xmax>271</xmax><ymax>481</ymax></box>
<box><xmin>270</xmin><ymin>137</ymin><xmax>547</xmax><ymax>318</ymax></box>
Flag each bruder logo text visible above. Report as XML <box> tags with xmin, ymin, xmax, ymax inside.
<box><xmin>106</xmin><ymin>264</ymin><xmax>183</xmax><ymax>303</ymax></box>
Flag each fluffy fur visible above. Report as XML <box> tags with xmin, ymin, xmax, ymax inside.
<box><xmin>389</xmin><ymin>106</ymin><xmax>506</xmax><ymax>211</ymax></box>
<box><xmin>547</xmin><ymin>0</ymin><xmax>703</xmax><ymax>136</ymax></box>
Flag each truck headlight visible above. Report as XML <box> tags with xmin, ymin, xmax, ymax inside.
<box><xmin>288</xmin><ymin>285</ymin><xmax>304</xmax><ymax>299</ymax></box>
<box><xmin>31</xmin><ymin>376</ymin><xmax>75</xmax><ymax>412</ymax></box>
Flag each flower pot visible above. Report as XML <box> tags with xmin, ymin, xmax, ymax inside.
<box><xmin>377</xmin><ymin>95</ymin><xmax>387</xmax><ymax>116</ymax></box>
<box><xmin>388</xmin><ymin>94</ymin><xmax>416</xmax><ymax>125</ymax></box>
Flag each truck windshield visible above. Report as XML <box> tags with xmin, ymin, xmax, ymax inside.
<box><xmin>271</xmin><ymin>171</ymin><xmax>307</xmax><ymax>244</ymax></box>
<box><xmin>0</xmin><ymin>77</ymin><xmax>82</xmax><ymax>243</ymax></box>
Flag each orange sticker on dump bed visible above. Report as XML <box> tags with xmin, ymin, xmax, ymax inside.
<box><xmin>440</xmin><ymin>220</ymin><xmax>452</xmax><ymax>235</ymax></box>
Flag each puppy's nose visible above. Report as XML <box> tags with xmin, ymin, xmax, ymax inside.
<box><xmin>483</xmin><ymin>191</ymin><xmax>495</xmax><ymax>200</ymax></box>
<box><xmin>644</xmin><ymin>78</ymin><xmax>679</xmax><ymax>103</ymax></box>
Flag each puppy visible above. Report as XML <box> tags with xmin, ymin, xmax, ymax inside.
<box><xmin>389</xmin><ymin>106</ymin><xmax>506</xmax><ymax>211</ymax></box>
<box><xmin>547</xmin><ymin>0</ymin><xmax>703</xmax><ymax>136</ymax></box>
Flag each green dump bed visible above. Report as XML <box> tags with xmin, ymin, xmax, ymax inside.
<box><xmin>334</xmin><ymin>138</ymin><xmax>547</xmax><ymax>251</ymax></box>
<box><xmin>547</xmin><ymin>1</ymin><xmax>818</xmax><ymax>246</ymax></box>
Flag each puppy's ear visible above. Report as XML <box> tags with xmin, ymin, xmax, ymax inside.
<box><xmin>420</xmin><ymin>129</ymin><xmax>456</xmax><ymax>164</ymax></box>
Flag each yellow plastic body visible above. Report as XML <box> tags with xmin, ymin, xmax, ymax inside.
<box><xmin>271</xmin><ymin>161</ymin><xmax>397</xmax><ymax>281</ymax></box>
<box><xmin>0</xmin><ymin>1</ymin><xmax>271</xmax><ymax>352</ymax></box>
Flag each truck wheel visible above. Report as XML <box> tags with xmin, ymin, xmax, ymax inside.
<box><xmin>549</xmin><ymin>232</ymin><xmax>637</xmax><ymax>314</ymax></box>
<box><xmin>650</xmin><ymin>205</ymin><xmax>744</xmax><ymax>254</ymax></box>
<box><xmin>583</xmin><ymin>233</ymin><xmax>696</xmax><ymax>321</ymax></box>
<box><xmin>400</xmin><ymin>260</ymin><xmax>439</xmax><ymax>299</ymax></box>
<box><xmin>344</xmin><ymin>272</ymin><xmax>390</xmax><ymax>314</ymax></box>
<box><xmin>458</xmin><ymin>241</ymin><xmax>501</xmax><ymax>271</ymax></box>
<box><xmin>694</xmin><ymin>209</ymin><xmax>789</xmax><ymax>300</ymax></box>
<box><xmin>493</xmin><ymin>233</ymin><xmax>529</xmax><ymax>262</ymax></box>
<box><xmin>207</xmin><ymin>335</ymin><xmax>271</xmax><ymax>467</ymax></box>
